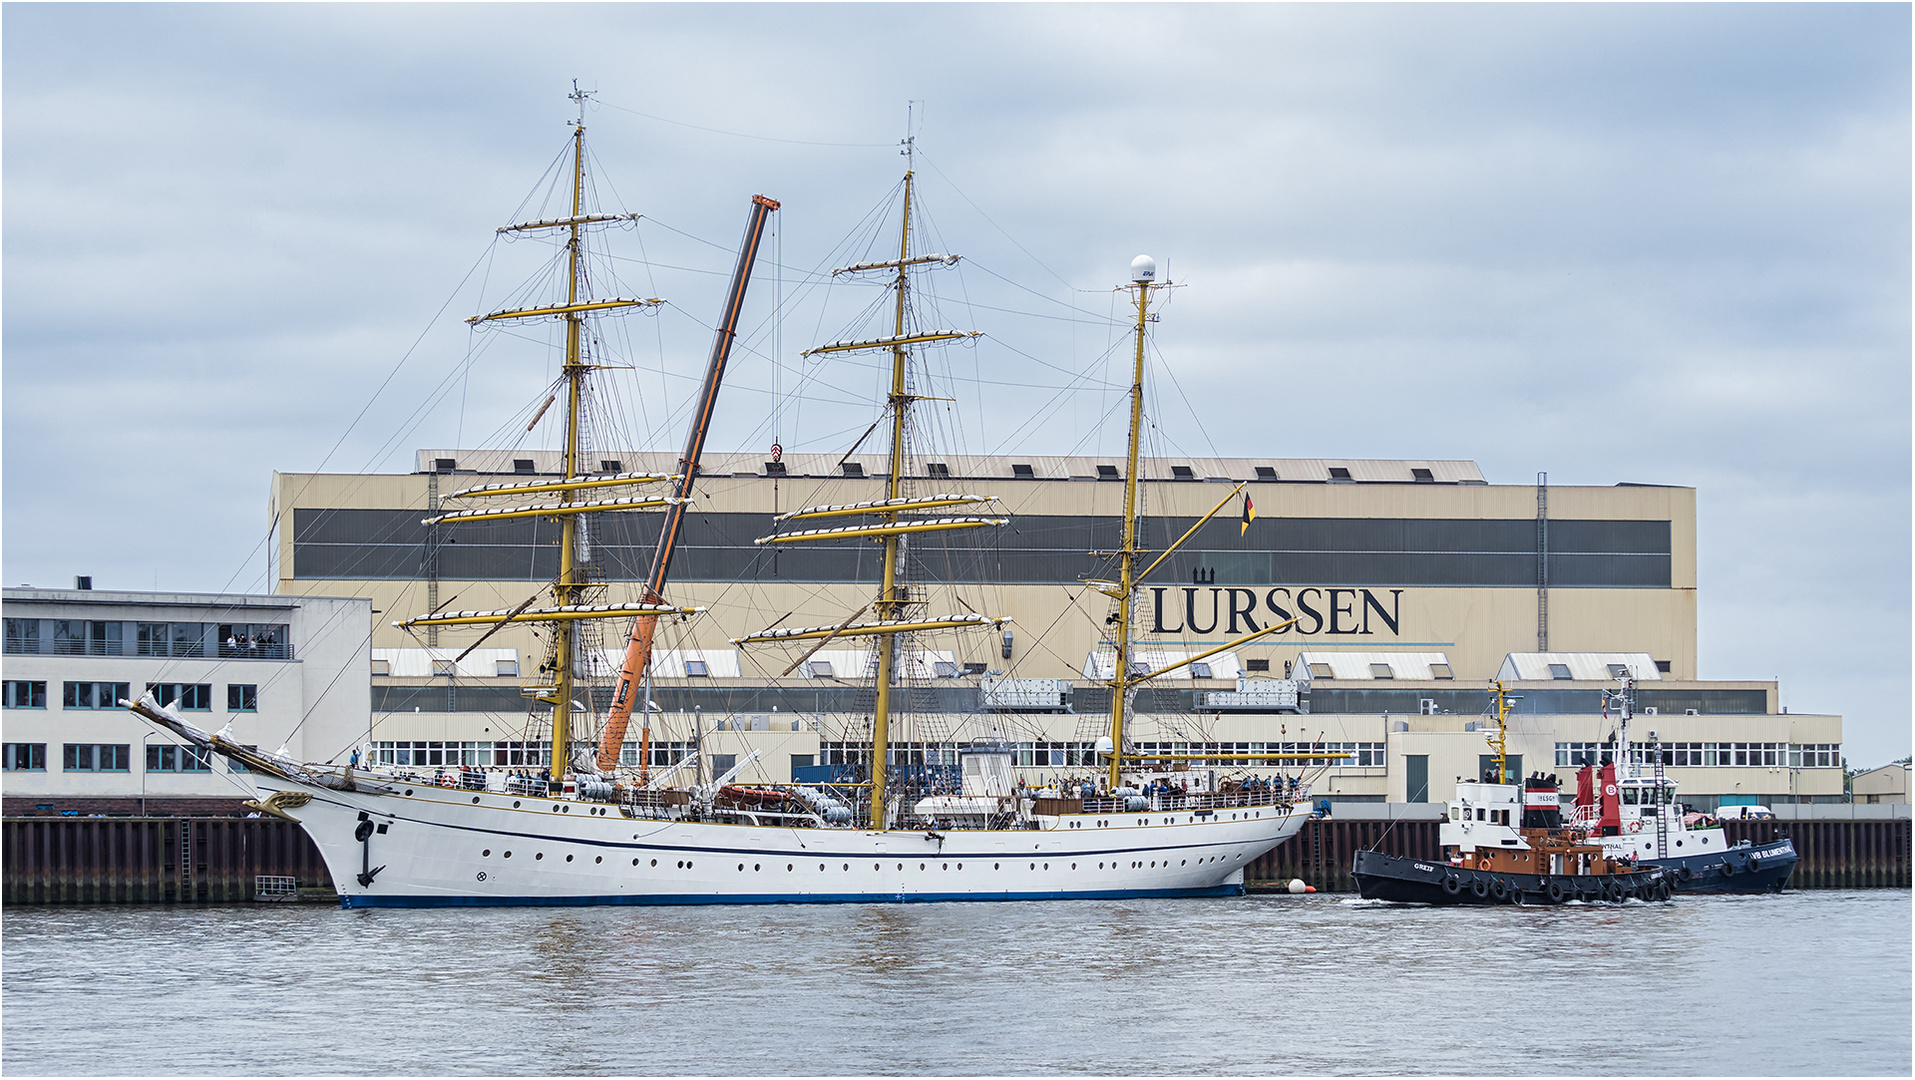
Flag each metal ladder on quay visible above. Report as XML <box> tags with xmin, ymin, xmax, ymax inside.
<box><xmin>1653</xmin><ymin>748</ymin><xmax>1670</xmax><ymax>859</ymax></box>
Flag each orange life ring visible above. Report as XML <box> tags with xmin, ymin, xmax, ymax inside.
<box><xmin>1627</xmin><ymin>820</ymin><xmax>1642</xmax><ymax>833</ymax></box>
<box><xmin>438</xmin><ymin>774</ymin><xmax>455</xmax><ymax>788</ymax></box>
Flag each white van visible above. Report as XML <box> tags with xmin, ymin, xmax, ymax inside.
<box><xmin>1715</xmin><ymin>804</ymin><xmax>1775</xmax><ymax>820</ymax></box>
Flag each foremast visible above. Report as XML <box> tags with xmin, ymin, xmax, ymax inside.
<box><xmin>393</xmin><ymin>88</ymin><xmax>698</xmax><ymax>784</ymax></box>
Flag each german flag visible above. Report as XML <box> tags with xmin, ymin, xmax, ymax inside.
<box><xmin>1240</xmin><ymin>492</ymin><xmax>1257</xmax><ymax>535</ymax></box>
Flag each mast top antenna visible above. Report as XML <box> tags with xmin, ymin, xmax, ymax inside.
<box><xmin>900</xmin><ymin>100</ymin><xmax>918</xmax><ymax>168</ymax></box>
<box><xmin>570</xmin><ymin>80</ymin><xmax>594</xmax><ymax>126</ymax></box>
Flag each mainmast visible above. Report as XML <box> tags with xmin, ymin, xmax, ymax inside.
<box><xmin>1106</xmin><ymin>256</ymin><xmax>1160</xmax><ymax>791</ymax></box>
<box><xmin>735</xmin><ymin>129</ymin><xmax>1005</xmax><ymax>829</ymax></box>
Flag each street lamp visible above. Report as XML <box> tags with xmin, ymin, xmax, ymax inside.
<box><xmin>139</xmin><ymin>732</ymin><xmax>157</xmax><ymax>818</ymax></box>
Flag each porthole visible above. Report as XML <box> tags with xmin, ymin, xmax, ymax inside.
<box><xmin>687</xmin><ymin>861</ymin><xmax>693</xmax><ymax>868</ymax></box>
<box><xmin>404</xmin><ymin>789</ymin><xmax>414</xmax><ymax>797</ymax></box>
<box><xmin>919</xmin><ymin>863</ymin><xmax>925</xmax><ymax>871</ymax></box>
<box><xmin>1029</xmin><ymin>863</ymin><xmax>1035</xmax><ymax>870</ymax></box>
<box><xmin>513</xmin><ymin>801</ymin><xmax>521</xmax><ymax>809</ymax></box>
<box><xmin>650</xmin><ymin>859</ymin><xmax>657</xmax><ymax>867</ymax></box>
<box><xmin>1043</xmin><ymin>863</ymin><xmax>1049</xmax><ymax>870</ymax></box>
<box><xmin>503</xmin><ymin>851</ymin><xmax>512</xmax><ymax>858</ymax></box>
<box><xmin>595</xmin><ymin>856</ymin><xmax>602</xmax><ymax>864</ymax></box>
<box><xmin>994</xmin><ymin>862</ymin><xmax>1000</xmax><ymax>870</ymax></box>
<box><xmin>482</xmin><ymin>849</ymin><xmax>491</xmax><ymax>857</ymax></box>
<box><xmin>1181</xmin><ymin>859</ymin><xmax>1186</xmax><ymax>866</ymax></box>
<box><xmin>553</xmin><ymin>805</ymin><xmax>562</xmax><ymax>813</ymax></box>
<box><xmin>535</xmin><ymin>853</ymin><xmax>544</xmax><ymax>861</ymax></box>
<box><xmin>942</xmin><ymin>863</ymin><xmax>948</xmax><ymax>870</ymax></box>
<box><xmin>843</xmin><ymin>864</ymin><xmax>849</xmax><ymax>871</ymax></box>
<box><xmin>633</xmin><ymin>859</ymin><xmax>640</xmax><ymax>866</ymax></box>
<box><xmin>787</xmin><ymin>864</ymin><xmax>793</xmax><ymax>872</ymax></box>
<box><xmin>738</xmin><ymin>864</ymin><xmax>745</xmax><ymax>871</ymax></box>
<box><xmin>565</xmin><ymin>854</ymin><xmax>574</xmax><ymax>863</ymax></box>
<box><xmin>676</xmin><ymin>861</ymin><xmax>684</xmax><ymax>869</ymax></box>
<box><xmin>873</xmin><ymin>864</ymin><xmax>879</xmax><ymax>871</ymax></box>
<box><xmin>897</xmin><ymin>863</ymin><xmax>903</xmax><ymax>871</ymax></box>
<box><xmin>472</xmin><ymin>797</ymin><xmax>481</xmax><ymax>804</ymax></box>
<box><xmin>1098</xmin><ymin>862</ymin><xmax>1104</xmax><ymax>869</ymax></box>
<box><xmin>956</xmin><ymin>863</ymin><xmax>962</xmax><ymax>870</ymax></box>
<box><xmin>754</xmin><ymin>864</ymin><xmax>761</xmax><ymax>871</ymax></box>
<box><xmin>1071</xmin><ymin>863</ymin><xmax>1076</xmax><ymax>870</ymax></box>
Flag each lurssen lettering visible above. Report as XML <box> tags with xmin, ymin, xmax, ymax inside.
<box><xmin>1151</xmin><ymin>587</ymin><xmax>1404</xmax><ymax>636</ymax></box>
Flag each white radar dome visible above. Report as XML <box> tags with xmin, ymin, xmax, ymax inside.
<box><xmin>1129</xmin><ymin>255</ymin><xmax>1156</xmax><ymax>282</ymax></box>
<box><xmin>1094</xmin><ymin>735</ymin><xmax>1115</xmax><ymax>756</ymax></box>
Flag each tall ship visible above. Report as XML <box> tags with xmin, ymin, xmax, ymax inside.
<box><xmin>132</xmin><ymin>95</ymin><xmax>1317</xmax><ymax>906</ymax></box>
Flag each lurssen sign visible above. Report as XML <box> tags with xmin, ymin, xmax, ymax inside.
<box><xmin>1150</xmin><ymin>586</ymin><xmax>1404</xmax><ymax>637</ymax></box>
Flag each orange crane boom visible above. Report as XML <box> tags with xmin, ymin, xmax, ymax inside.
<box><xmin>595</xmin><ymin>194</ymin><xmax>779</xmax><ymax>776</ymax></box>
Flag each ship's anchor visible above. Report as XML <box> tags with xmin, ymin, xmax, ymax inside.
<box><xmin>355</xmin><ymin>814</ymin><xmax>386</xmax><ymax>887</ymax></box>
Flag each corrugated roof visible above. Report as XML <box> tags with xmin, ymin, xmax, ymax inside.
<box><xmin>416</xmin><ymin>450</ymin><xmax>1486</xmax><ymax>485</ymax></box>
<box><xmin>1294</xmin><ymin>651</ymin><xmax>1454</xmax><ymax>681</ymax></box>
<box><xmin>373</xmin><ymin>647</ymin><xmax>518</xmax><ymax>679</ymax></box>
<box><xmin>1497</xmin><ymin>653</ymin><xmax>1661</xmax><ymax>681</ymax></box>
<box><xmin>1082</xmin><ymin>649</ymin><xmax>1241</xmax><ymax>681</ymax></box>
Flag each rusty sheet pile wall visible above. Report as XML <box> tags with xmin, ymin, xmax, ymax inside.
<box><xmin>3</xmin><ymin>817</ymin><xmax>331</xmax><ymax>905</ymax></box>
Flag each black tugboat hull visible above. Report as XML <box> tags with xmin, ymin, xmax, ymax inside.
<box><xmin>1352</xmin><ymin>849</ymin><xmax>1673</xmax><ymax>906</ymax></box>
<box><xmin>1648</xmin><ymin>840</ymin><xmax>1797</xmax><ymax>894</ymax></box>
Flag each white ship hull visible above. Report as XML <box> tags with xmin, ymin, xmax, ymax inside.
<box><xmin>259</xmin><ymin>776</ymin><xmax>1309</xmax><ymax>907</ymax></box>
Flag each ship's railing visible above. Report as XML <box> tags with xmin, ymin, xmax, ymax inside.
<box><xmin>1078</xmin><ymin>788</ymin><xmax>1306</xmax><ymax>815</ymax></box>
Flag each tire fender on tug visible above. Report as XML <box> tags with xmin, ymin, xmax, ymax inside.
<box><xmin>1546</xmin><ymin>880</ymin><xmax>1567</xmax><ymax>903</ymax></box>
<box><xmin>1441</xmin><ymin>874</ymin><xmax>1462</xmax><ymax>896</ymax></box>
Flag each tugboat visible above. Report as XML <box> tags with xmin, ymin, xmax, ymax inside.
<box><xmin>1571</xmin><ymin>678</ymin><xmax>1797</xmax><ymax>894</ymax></box>
<box><xmin>1353</xmin><ymin>683</ymin><xmax>1673</xmax><ymax>905</ymax></box>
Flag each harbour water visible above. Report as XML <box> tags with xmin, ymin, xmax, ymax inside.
<box><xmin>3</xmin><ymin>890</ymin><xmax>1907</xmax><ymax>1075</ymax></box>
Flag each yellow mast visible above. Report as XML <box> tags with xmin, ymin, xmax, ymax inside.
<box><xmin>1107</xmin><ymin>258</ymin><xmax>1158</xmax><ymax>791</ymax></box>
<box><xmin>866</xmin><ymin>151</ymin><xmax>918</xmax><ymax>829</ymax></box>
<box><xmin>1486</xmin><ymin>680</ymin><xmax>1513</xmax><ymax>783</ymax></box>
<box><xmin>545</xmin><ymin>88</ymin><xmax>590</xmax><ymax>784</ymax></box>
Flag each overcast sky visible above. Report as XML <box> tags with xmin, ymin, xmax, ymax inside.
<box><xmin>4</xmin><ymin>4</ymin><xmax>1908</xmax><ymax>765</ymax></box>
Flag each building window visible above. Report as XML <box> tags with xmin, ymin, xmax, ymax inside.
<box><xmin>927</xmin><ymin>462</ymin><xmax>951</xmax><ymax>479</ymax></box>
<box><xmin>146</xmin><ymin>744</ymin><xmax>213</xmax><ymax>772</ymax></box>
<box><xmin>1547</xmin><ymin>663</ymin><xmax>1573</xmax><ymax>680</ymax></box>
<box><xmin>1011</xmin><ymin>463</ymin><xmax>1035</xmax><ymax>478</ymax></box>
<box><xmin>1607</xmin><ymin>663</ymin><xmax>1631</xmax><ymax>679</ymax></box>
<box><xmin>1369</xmin><ymin>663</ymin><xmax>1394</xmax><ymax>679</ymax></box>
<box><xmin>4</xmin><ymin>618</ymin><xmax>40</xmax><ymax>654</ymax></box>
<box><xmin>370</xmin><ymin>659</ymin><xmax>390</xmax><ymax>676</ymax></box>
<box><xmin>495</xmin><ymin>659</ymin><xmax>520</xmax><ymax>677</ymax></box>
<box><xmin>63</xmin><ymin>682</ymin><xmax>130</xmax><ymax>710</ymax></box>
<box><xmin>1327</xmin><ymin>466</ymin><xmax>1353</xmax><ymax>482</ymax></box>
<box><xmin>514</xmin><ymin>459</ymin><xmax>536</xmax><ymax>473</ymax></box>
<box><xmin>1098</xmin><ymin>464</ymin><xmax>1121</xmax><ymax>480</ymax></box>
<box><xmin>63</xmin><ymin>744</ymin><xmax>130</xmax><ymax>771</ymax></box>
<box><xmin>4</xmin><ymin>680</ymin><xmax>47</xmax><ymax>709</ymax></box>
<box><xmin>1190</xmin><ymin>662</ymin><xmax>1213</xmax><ymax>679</ymax></box>
<box><xmin>227</xmin><ymin>684</ymin><xmax>258</xmax><ymax>712</ymax></box>
<box><xmin>1307</xmin><ymin>663</ymin><xmax>1333</xmax><ymax>679</ymax></box>
<box><xmin>1170</xmin><ymin>465</ymin><xmax>1195</xmax><ymax>480</ymax></box>
<box><xmin>683</xmin><ymin>659</ymin><xmax>710</xmax><ymax>678</ymax></box>
<box><xmin>599</xmin><ymin>459</ymin><xmax>623</xmax><ymax>473</ymax></box>
<box><xmin>1655</xmin><ymin>660</ymin><xmax>1671</xmax><ymax>673</ymax></box>
<box><xmin>1246</xmin><ymin>658</ymin><xmax>1270</xmax><ymax>673</ymax></box>
<box><xmin>431</xmin><ymin>659</ymin><xmax>457</xmax><ymax>677</ymax></box>
<box><xmin>4</xmin><ymin>743</ymin><xmax>47</xmax><ymax>771</ymax></box>
<box><xmin>147</xmin><ymin>683</ymin><xmax>213</xmax><ymax>711</ymax></box>
<box><xmin>1254</xmin><ymin>466</ymin><xmax>1278</xmax><ymax>480</ymax></box>
<box><xmin>1411</xmin><ymin>468</ymin><xmax>1434</xmax><ymax>483</ymax></box>
<box><xmin>1429</xmin><ymin>663</ymin><xmax>1454</xmax><ymax>680</ymax></box>
<box><xmin>841</xmin><ymin>462</ymin><xmax>865</xmax><ymax>477</ymax></box>
<box><xmin>218</xmin><ymin>624</ymin><xmax>288</xmax><ymax>659</ymax></box>
<box><xmin>52</xmin><ymin>620</ymin><xmax>122</xmax><ymax>656</ymax></box>
<box><xmin>806</xmin><ymin>661</ymin><xmax>834</xmax><ymax>678</ymax></box>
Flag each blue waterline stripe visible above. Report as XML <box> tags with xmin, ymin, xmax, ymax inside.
<box><xmin>339</xmin><ymin>884</ymin><xmax>1246</xmax><ymax>908</ymax></box>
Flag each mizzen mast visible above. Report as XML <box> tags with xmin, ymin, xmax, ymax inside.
<box><xmin>1104</xmin><ymin>256</ymin><xmax>1161</xmax><ymax>791</ymax></box>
